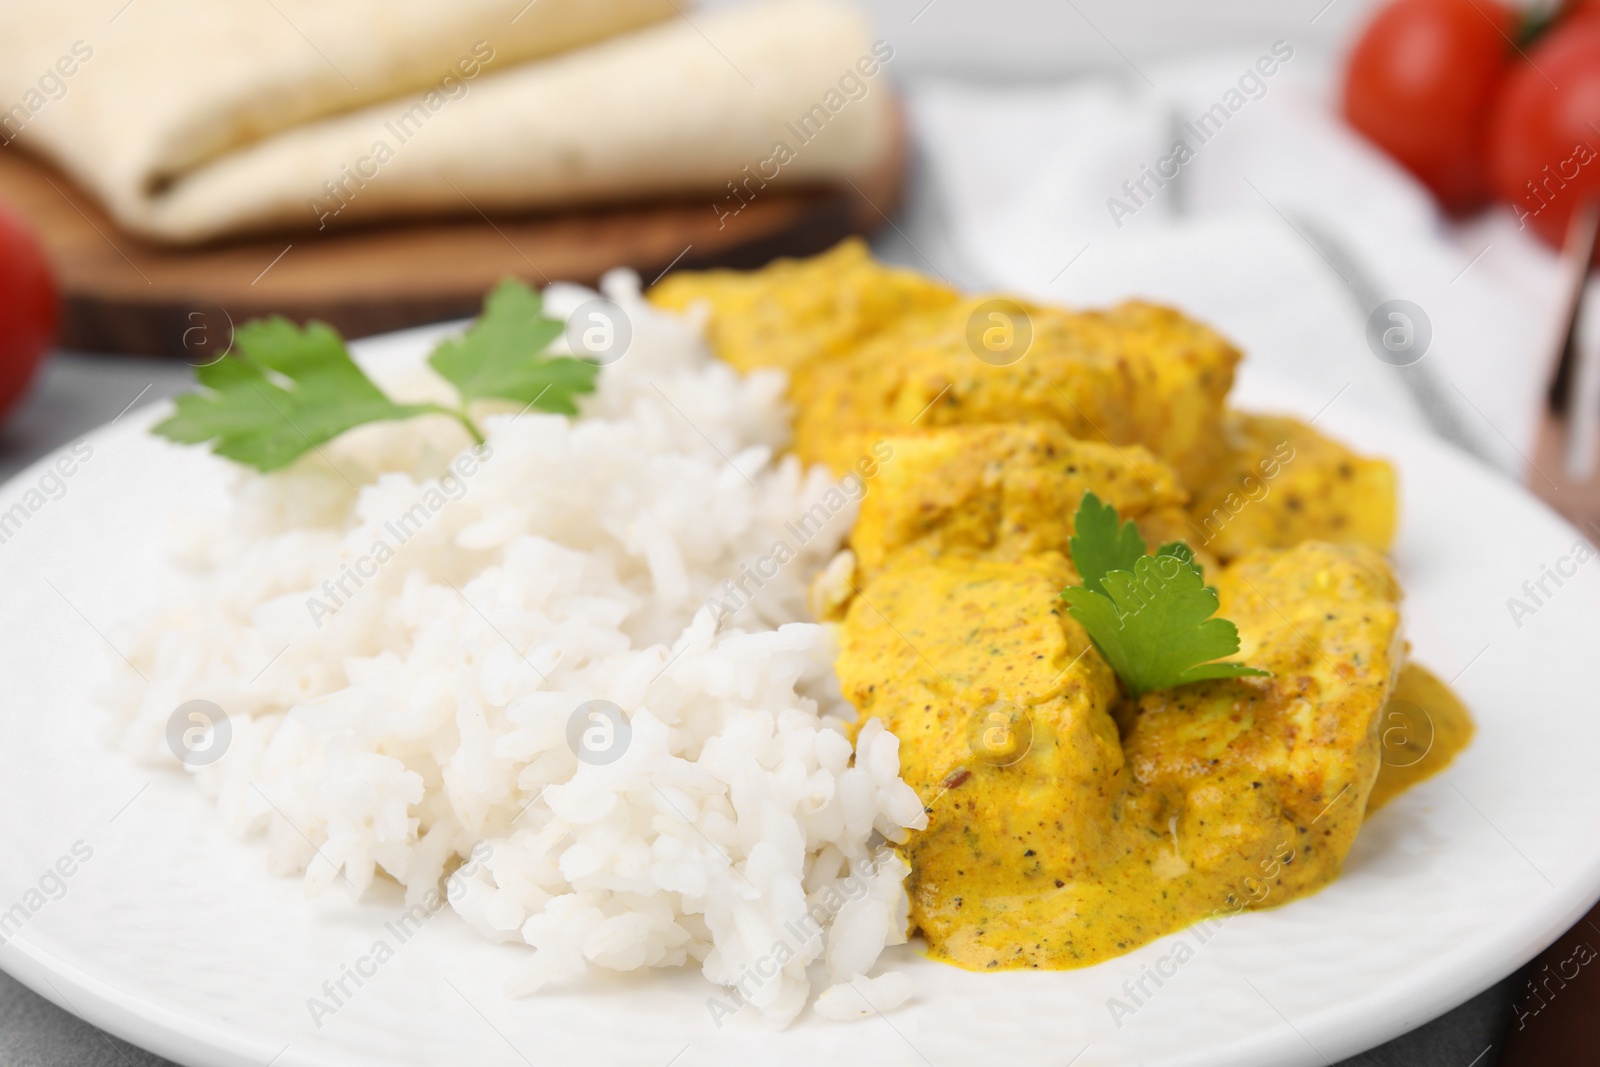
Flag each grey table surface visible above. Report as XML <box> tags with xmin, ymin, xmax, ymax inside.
<box><xmin>0</xmin><ymin>352</ymin><xmax>1527</xmax><ymax>1066</ymax></box>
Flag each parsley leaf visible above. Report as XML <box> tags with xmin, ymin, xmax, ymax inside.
<box><xmin>151</xmin><ymin>318</ymin><xmax>441</xmax><ymax>472</ymax></box>
<box><xmin>428</xmin><ymin>279</ymin><xmax>597</xmax><ymax>413</ymax></box>
<box><xmin>1068</xmin><ymin>491</ymin><xmax>1148</xmax><ymax>596</ymax></box>
<box><xmin>1069</xmin><ymin>492</ymin><xmax>1200</xmax><ymax>595</ymax></box>
<box><xmin>1062</xmin><ymin>493</ymin><xmax>1268</xmax><ymax>699</ymax></box>
<box><xmin>153</xmin><ymin>278</ymin><xmax>599</xmax><ymax>471</ymax></box>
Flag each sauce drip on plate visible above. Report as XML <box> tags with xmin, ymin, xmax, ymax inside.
<box><xmin>1367</xmin><ymin>663</ymin><xmax>1475</xmax><ymax>813</ymax></box>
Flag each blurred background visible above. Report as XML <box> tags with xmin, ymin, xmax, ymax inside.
<box><xmin>1</xmin><ymin>0</ymin><xmax>1596</xmax><ymax>1062</ymax></box>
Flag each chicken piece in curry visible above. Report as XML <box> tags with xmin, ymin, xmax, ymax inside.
<box><xmin>649</xmin><ymin>238</ymin><xmax>958</xmax><ymax>378</ymax></box>
<box><xmin>649</xmin><ymin>241</ymin><xmax>1474</xmax><ymax>972</ymax></box>
<box><xmin>789</xmin><ymin>297</ymin><xmax>1239</xmax><ymax>487</ymax></box>
<box><xmin>842</xmin><ymin>423</ymin><xmax>1193</xmax><ymax>582</ymax></box>
<box><xmin>1189</xmin><ymin>412</ymin><xmax>1399</xmax><ymax>560</ymax></box>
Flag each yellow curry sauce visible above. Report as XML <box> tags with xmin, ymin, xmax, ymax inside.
<box><xmin>832</xmin><ymin>543</ymin><xmax>1475</xmax><ymax>971</ymax></box>
<box><xmin>1367</xmin><ymin>663</ymin><xmax>1476</xmax><ymax>814</ymax></box>
<box><xmin>649</xmin><ymin>240</ymin><xmax>1476</xmax><ymax>973</ymax></box>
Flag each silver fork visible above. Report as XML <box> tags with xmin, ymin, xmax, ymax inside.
<box><xmin>1529</xmin><ymin>200</ymin><xmax>1600</xmax><ymax>527</ymax></box>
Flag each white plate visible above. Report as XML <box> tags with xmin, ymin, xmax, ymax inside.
<box><xmin>3</xmin><ymin>330</ymin><xmax>1598</xmax><ymax>1067</ymax></box>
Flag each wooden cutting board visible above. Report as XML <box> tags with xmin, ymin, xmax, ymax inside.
<box><xmin>0</xmin><ymin>107</ymin><xmax>905</xmax><ymax>358</ymax></box>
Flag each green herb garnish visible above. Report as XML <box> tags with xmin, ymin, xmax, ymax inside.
<box><xmin>428</xmin><ymin>280</ymin><xmax>593</xmax><ymax>413</ymax></box>
<box><xmin>1062</xmin><ymin>492</ymin><xmax>1268</xmax><ymax>699</ymax></box>
<box><xmin>153</xmin><ymin>279</ymin><xmax>597</xmax><ymax>471</ymax></box>
<box><xmin>1068</xmin><ymin>491</ymin><xmax>1199</xmax><ymax>596</ymax></box>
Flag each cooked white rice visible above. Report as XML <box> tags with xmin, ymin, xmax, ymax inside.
<box><xmin>104</xmin><ymin>270</ymin><xmax>927</xmax><ymax>1025</ymax></box>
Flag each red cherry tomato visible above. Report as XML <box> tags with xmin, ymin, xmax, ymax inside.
<box><xmin>0</xmin><ymin>203</ymin><xmax>57</xmax><ymax>420</ymax></box>
<box><xmin>1488</xmin><ymin>18</ymin><xmax>1600</xmax><ymax>258</ymax></box>
<box><xmin>1342</xmin><ymin>0</ymin><xmax>1516</xmax><ymax>214</ymax></box>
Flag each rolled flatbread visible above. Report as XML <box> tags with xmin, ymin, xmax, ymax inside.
<box><xmin>0</xmin><ymin>0</ymin><xmax>896</xmax><ymax>244</ymax></box>
<box><xmin>0</xmin><ymin>0</ymin><xmax>676</xmax><ymax>225</ymax></box>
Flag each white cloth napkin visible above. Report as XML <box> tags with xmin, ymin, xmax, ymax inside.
<box><xmin>893</xmin><ymin>47</ymin><xmax>1576</xmax><ymax>476</ymax></box>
